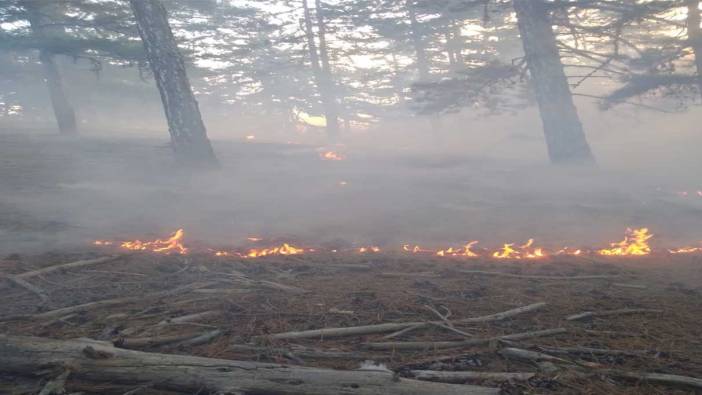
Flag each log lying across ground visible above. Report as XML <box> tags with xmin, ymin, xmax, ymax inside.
<box><xmin>267</xmin><ymin>302</ymin><xmax>546</xmax><ymax>340</ymax></box>
<box><xmin>0</xmin><ymin>335</ymin><xmax>500</xmax><ymax>395</ymax></box>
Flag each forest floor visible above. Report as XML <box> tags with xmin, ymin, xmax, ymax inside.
<box><xmin>1</xmin><ymin>249</ymin><xmax>702</xmax><ymax>394</ymax></box>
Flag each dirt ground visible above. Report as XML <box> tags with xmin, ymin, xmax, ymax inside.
<box><xmin>1</xmin><ymin>249</ymin><xmax>701</xmax><ymax>394</ymax></box>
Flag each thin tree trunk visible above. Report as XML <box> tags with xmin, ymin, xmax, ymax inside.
<box><xmin>303</xmin><ymin>0</ymin><xmax>339</xmax><ymax>140</ymax></box>
<box><xmin>686</xmin><ymin>0</ymin><xmax>702</xmax><ymax>96</ymax></box>
<box><xmin>513</xmin><ymin>0</ymin><xmax>595</xmax><ymax>164</ymax></box>
<box><xmin>22</xmin><ymin>0</ymin><xmax>78</xmax><ymax>135</ymax></box>
<box><xmin>129</xmin><ymin>0</ymin><xmax>218</xmax><ymax>168</ymax></box>
<box><xmin>407</xmin><ymin>0</ymin><xmax>429</xmax><ymax>80</ymax></box>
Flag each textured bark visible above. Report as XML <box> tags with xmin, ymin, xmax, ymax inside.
<box><xmin>0</xmin><ymin>335</ymin><xmax>500</xmax><ymax>395</ymax></box>
<box><xmin>129</xmin><ymin>0</ymin><xmax>218</xmax><ymax>168</ymax></box>
<box><xmin>513</xmin><ymin>0</ymin><xmax>595</xmax><ymax>164</ymax></box>
<box><xmin>687</xmin><ymin>0</ymin><xmax>702</xmax><ymax>95</ymax></box>
<box><xmin>303</xmin><ymin>0</ymin><xmax>339</xmax><ymax>139</ymax></box>
<box><xmin>407</xmin><ymin>0</ymin><xmax>429</xmax><ymax>80</ymax></box>
<box><xmin>23</xmin><ymin>0</ymin><xmax>78</xmax><ymax>135</ymax></box>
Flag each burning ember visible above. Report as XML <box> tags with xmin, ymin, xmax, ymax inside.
<box><xmin>359</xmin><ymin>246</ymin><xmax>381</xmax><ymax>253</ymax></box>
<box><xmin>119</xmin><ymin>229</ymin><xmax>188</xmax><ymax>255</ymax></box>
<box><xmin>598</xmin><ymin>228</ymin><xmax>652</xmax><ymax>256</ymax></box>
<box><xmin>245</xmin><ymin>135</ymin><xmax>256</xmax><ymax>141</ymax></box>
<box><xmin>492</xmin><ymin>239</ymin><xmax>545</xmax><ymax>260</ymax></box>
<box><xmin>320</xmin><ymin>151</ymin><xmax>345</xmax><ymax>161</ymax></box>
<box><xmin>669</xmin><ymin>245</ymin><xmax>702</xmax><ymax>254</ymax></box>
<box><xmin>93</xmin><ymin>240</ymin><xmax>113</xmax><ymax>246</ymax></box>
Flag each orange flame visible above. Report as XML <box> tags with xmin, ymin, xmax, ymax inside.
<box><xmin>555</xmin><ymin>247</ymin><xmax>583</xmax><ymax>256</ymax></box>
<box><xmin>669</xmin><ymin>246</ymin><xmax>702</xmax><ymax>254</ymax></box>
<box><xmin>93</xmin><ymin>240</ymin><xmax>113</xmax><ymax>246</ymax></box>
<box><xmin>436</xmin><ymin>241</ymin><xmax>479</xmax><ymax>257</ymax></box>
<box><xmin>320</xmin><ymin>151</ymin><xmax>345</xmax><ymax>161</ymax></box>
<box><xmin>359</xmin><ymin>246</ymin><xmax>381</xmax><ymax>253</ymax></box>
<box><xmin>492</xmin><ymin>239</ymin><xmax>546</xmax><ymax>259</ymax></box>
<box><xmin>246</xmin><ymin>243</ymin><xmax>304</xmax><ymax>258</ymax></box>
<box><xmin>120</xmin><ymin>229</ymin><xmax>188</xmax><ymax>254</ymax></box>
<box><xmin>598</xmin><ymin>228</ymin><xmax>652</xmax><ymax>256</ymax></box>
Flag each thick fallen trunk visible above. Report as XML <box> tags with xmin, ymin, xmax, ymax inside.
<box><xmin>0</xmin><ymin>335</ymin><xmax>499</xmax><ymax>395</ymax></box>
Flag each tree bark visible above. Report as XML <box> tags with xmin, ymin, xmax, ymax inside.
<box><xmin>0</xmin><ymin>335</ymin><xmax>499</xmax><ymax>395</ymax></box>
<box><xmin>513</xmin><ymin>0</ymin><xmax>595</xmax><ymax>165</ymax></box>
<box><xmin>407</xmin><ymin>0</ymin><xmax>429</xmax><ymax>80</ymax></box>
<box><xmin>22</xmin><ymin>0</ymin><xmax>78</xmax><ymax>135</ymax></box>
<box><xmin>129</xmin><ymin>0</ymin><xmax>218</xmax><ymax>168</ymax></box>
<box><xmin>687</xmin><ymin>0</ymin><xmax>702</xmax><ymax>96</ymax></box>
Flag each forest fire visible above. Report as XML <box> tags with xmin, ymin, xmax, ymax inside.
<box><xmin>598</xmin><ymin>228</ymin><xmax>652</xmax><ymax>256</ymax></box>
<box><xmin>320</xmin><ymin>151</ymin><xmax>345</xmax><ymax>160</ymax></box>
<box><xmin>436</xmin><ymin>241</ymin><xmax>479</xmax><ymax>257</ymax></box>
<box><xmin>245</xmin><ymin>243</ymin><xmax>305</xmax><ymax>258</ymax></box>
<box><xmin>119</xmin><ymin>228</ymin><xmax>188</xmax><ymax>254</ymax></box>
<box><xmin>492</xmin><ymin>239</ymin><xmax>546</xmax><ymax>260</ymax></box>
<box><xmin>93</xmin><ymin>227</ymin><xmax>702</xmax><ymax>260</ymax></box>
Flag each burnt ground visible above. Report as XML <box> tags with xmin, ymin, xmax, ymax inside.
<box><xmin>1</xmin><ymin>250</ymin><xmax>702</xmax><ymax>394</ymax></box>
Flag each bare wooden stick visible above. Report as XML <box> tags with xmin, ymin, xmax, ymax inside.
<box><xmin>411</xmin><ymin>370</ymin><xmax>535</xmax><ymax>383</ymax></box>
<box><xmin>612</xmin><ymin>283</ymin><xmax>647</xmax><ymax>289</ymax></box>
<box><xmin>364</xmin><ymin>328</ymin><xmax>567</xmax><ymax>351</ymax></box>
<box><xmin>459</xmin><ymin>270</ymin><xmax>619</xmax><ymax>280</ymax></box>
<box><xmin>38</xmin><ymin>369</ymin><xmax>70</xmax><ymax>395</ymax></box>
<box><xmin>14</xmin><ymin>256</ymin><xmax>122</xmax><ymax>279</ymax></box>
<box><xmin>566</xmin><ymin>308</ymin><xmax>662</xmax><ymax>321</ymax></box>
<box><xmin>156</xmin><ymin>310</ymin><xmax>221</xmax><ymax>326</ymax></box>
<box><xmin>32</xmin><ymin>282</ymin><xmax>215</xmax><ymax>320</ymax></box>
<box><xmin>266</xmin><ymin>302</ymin><xmax>546</xmax><ymax>340</ymax></box>
<box><xmin>0</xmin><ymin>335</ymin><xmax>500</xmax><ymax>395</ymax></box>
<box><xmin>605</xmin><ymin>370</ymin><xmax>702</xmax><ymax>390</ymax></box>
<box><xmin>499</xmin><ymin>347</ymin><xmax>572</xmax><ymax>363</ymax></box>
<box><xmin>229</xmin><ymin>344</ymin><xmax>374</xmax><ymax>360</ymax></box>
<box><xmin>537</xmin><ymin>346</ymin><xmax>651</xmax><ymax>357</ymax></box>
<box><xmin>3</xmin><ymin>275</ymin><xmax>49</xmax><ymax>304</ymax></box>
<box><xmin>115</xmin><ymin>333</ymin><xmax>204</xmax><ymax>349</ymax></box>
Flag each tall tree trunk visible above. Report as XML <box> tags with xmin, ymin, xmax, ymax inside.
<box><xmin>513</xmin><ymin>0</ymin><xmax>594</xmax><ymax>165</ymax></box>
<box><xmin>407</xmin><ymin>0</ymin><xmax>429</xmax><ymax>80</ymax></box>
<box><xmin>686</xmin><ymin>0</ymin><xmax>702</xmax><ymax>97</ymax></box>
<box><xmin>302</xmin><ymin>0</ymin><xmax>339</xmax><ymax>140</ymax></box>
<box><xmin>22</xmin><ymin>0</ymin><xmax>78</xmax><ymax>135</ymax></box>
<box><xmin>129</xmin><ymin>0</ymin><xmax>218</xmax><ymax>168</ymax></box>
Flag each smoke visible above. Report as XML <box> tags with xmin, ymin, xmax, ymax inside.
<box><xmin>1</xmin><ymin>89</ymin><xmax>702</xmax><ymax>256</ymax></box>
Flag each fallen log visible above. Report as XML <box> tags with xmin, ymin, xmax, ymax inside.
<box><xmin>0</xmin><ymin>335</ymin><xmax>500</xmax><ymax>395</ymax></box>
<box><xmin>411</xmin><ymin>370</ymin><xmax>535</xmax><ymax>383</ymax></box>
<box><xmin>364</xmin><ymin>328</ymin><xmax>567</xmax><ymax>351</ymax></box>
<box><xmin>566</xmin><ymin>308</ymin><xmax>662</xmax><ymax>321</ymax></box>
<box><xmin>267</xmin><ymin>302</ymin><xmax>546</xmax><ymax>340</ymax></box>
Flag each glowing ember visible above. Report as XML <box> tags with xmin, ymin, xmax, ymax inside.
<box><xmin>359</xmin><ymin>246</ymin><xmax>380</xmax><ymax>253</ymax></box>
<box><xmin>598</xmin><ymin>228</ymin><xmax>652</xmax><ymax>256</ymax></box>
<box><xmin>93</xmin><ymin>240</ymin><xmax>113</xmax><ymax>246</ymax></box>
<box><xmin>403</xmin><ymin>244</ymin><xmax>430</xmax><ymax>253</ymax></box>
<box><xmin>492</xmin><ymin>239</ymin><xmax>546</xmax><ymax>259</ymax></box>
<box><xmin>246</xmin><ymin>243</ymin><xmax>304</xmax><ymax>258</ymax></box>
<box><xmin>339</xmin><ymin>181</ymin><xmax>348</xmax><ymax>186</ymax></box>
<box><xmin>247</xmin><ymin>237</ymin><xmax>263</xmax><ymax>242</ymax></box>
<box><xmin>320</xmin><ymin>151</ymin><xmax>345</xmax><ymax>161</ymax></box>
<box><xmin>120</xmin><ymin>229</ymin><xmax>188</xmax><ymax>254</ymax></box>
<box><xmin>245</xmin><ymin>135</ymin><xmax>255</xmax><ymax>141</ymax></box>
<box><xmin>437</xmin><ymin>241</ymin><xmax>479</xmax><ymax>257</ymax></box>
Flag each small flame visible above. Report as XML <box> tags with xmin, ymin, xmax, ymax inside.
<box><xmin>359</xmin><ymin>246</ymin><xmax>381</xmax><ymax>253</ymax></box>
<box><xmin>245</xmin><ymin>135</ymin><xmax>255</xmax><ymax>141</ymax></box>
<box><xmin>93</xmin><ymin>240</ymin><xmax>113</xmax><ymax>246</ymax></box>
<box><xmin>120</xmin><ymin>229</ymin><xmax>188</xmax><ymax>254</ymax></box>
<box><xmin>320</xmin><ymin>151</ymin><xmax>345</xmax><ymax>161</ymax></box>
<box><xmin>492</xmin><ymin>239</ymin><xmax>546</xmax><ymax>259</ymax></box>
<box><xmin>598</xmin><ymin>228</ymin><xmax>652</xmax><ymax>256</ymax></box>
<box><xmin>247</xmin><ymin>237</ymin><xmax>263</xmax><ymax>242</ymax></box>
<box><xmin>555</xmin><ymin>247</ymin><xmax>583</xmax><ymax>256</ymax></box>
<box><xmin>246</xmin><ymin>243</ymin><xmax>304</xmax><ymax>258</ymax></box>
<box><xmin>436</xmin><ymin>241</ymin><xmax>479</xmax><ymax>257</ymax></box>
<box><xmin>669</xmin><ymin>246</ymin><xmax>702</xmax><ymax>254</ymax></box>
<box><xmin>402</xmin><ymin>244</ymin><xmax>428</xmax><ymax>253</ymax></box>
